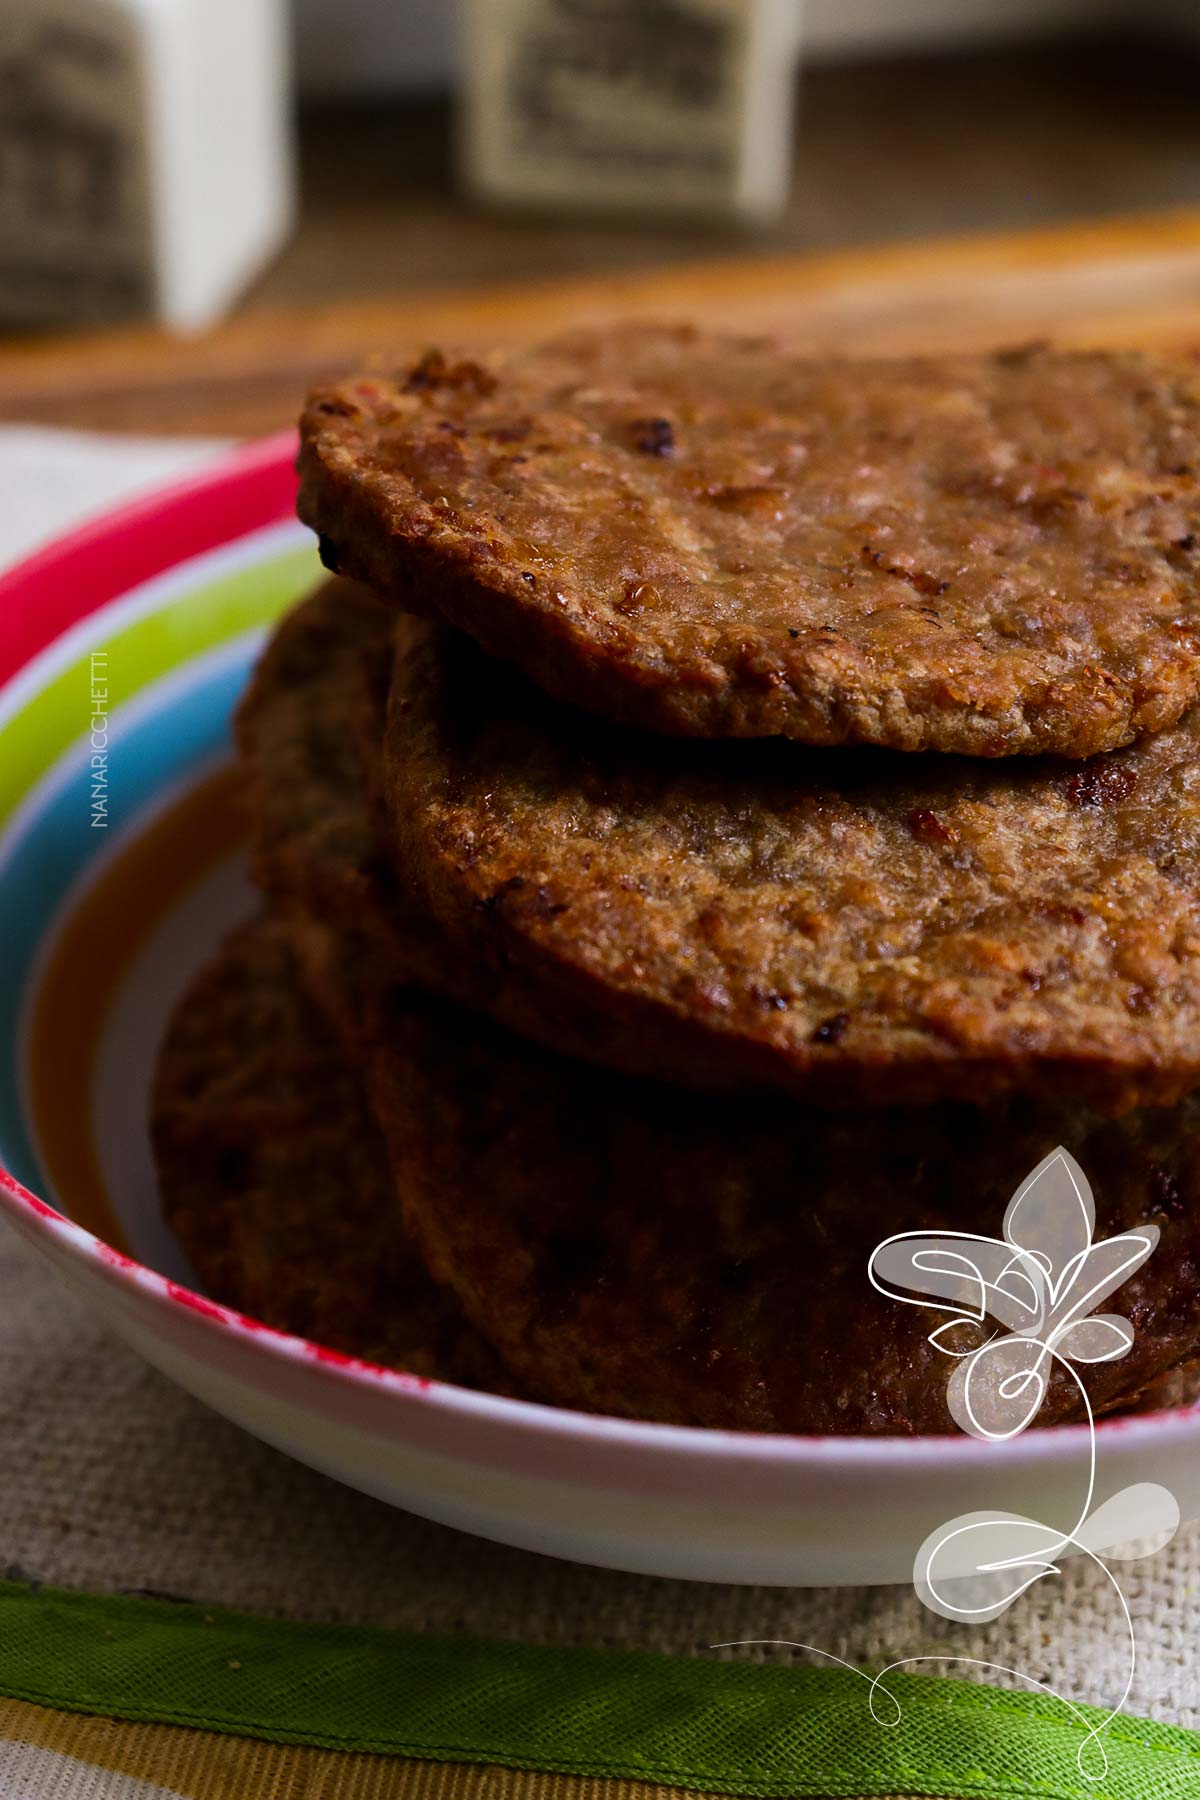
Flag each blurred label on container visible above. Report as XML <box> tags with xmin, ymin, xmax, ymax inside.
<box><xmin>461</xmin><ymin>0</ymin><xmax>799</xmax><ymax>224</ymax></box>
<box><xmin>0</xmin><ymin>0</ymin><xmax>293</xmax><ymax>333</ymax></box>
<box><xmin>0</xmin><ymin>3</ymin><xmax>154</xmax><ymax>327</ymax></box>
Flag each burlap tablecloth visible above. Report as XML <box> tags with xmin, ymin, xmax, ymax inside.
<box><xmin>1</xmin><ymin>433</ymin><xmax>1197</xmax><ymax>1733</ymax></box>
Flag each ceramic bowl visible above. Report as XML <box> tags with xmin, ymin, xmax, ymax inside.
<box><xmin>3</xmin><ymin>435</ymin><xmax>1198</xmax><ymax>1586</ymax></box>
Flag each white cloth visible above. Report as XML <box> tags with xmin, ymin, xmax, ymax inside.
<box><xmin>0</xmin><ymin>427</ymin><xmax>228</xmax><ymax>573</ymax></box>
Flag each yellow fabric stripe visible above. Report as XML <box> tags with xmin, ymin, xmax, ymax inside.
<box><xmin>0</xmin><ymin>1699</ymin><xmax>933</xmax><ymax>1800</ymax></box>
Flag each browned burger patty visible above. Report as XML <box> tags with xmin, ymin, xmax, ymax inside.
<box><xmin>151</xmin><ymin>913</ymin><xmax>511</xmax><ymax>1392</ymax></box>
<box><xmin>236</xmin><ymin>577</ymin><xmax>794</xmax><ymax>1088</ymax></box>
<box><xmin>226</xmin><ymin>587</ymin><xmax>1200</xmax><ymax>1432</ymax></box>
<box><xmin>241</xmin><ymin>580</ymin><xmax>1200</xmax><ymax>1115</ymax></box>
<box><xmin>232</xmin><ymin>575</ymin><xmax>601</xmax><ymax>1055</ymax></box>
<box><xmin>234</xmin><ymin>576</ymin><xmax>412</xmax><ymax>971</ymax></box>
<box><xmin>382</xmin><ymin>613</ymin><xmax>1200</xmax><ymax>1114</ymax></box>
<box><xmin>285</xmin><ymin>883</ymin><xmax>1200</xmax><ymax>1436</ymax></box>
<box><xmin>298</xmin><ymin>328</ymin><xmax>1200</xmax><ymax>758</ymax></box>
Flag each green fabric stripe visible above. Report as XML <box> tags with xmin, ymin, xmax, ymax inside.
<box><xmin>0</xmin><ymin>542</ymin><xmax>317</xmax><ymax>834</ymax></box>
<box><xmin>0</xmin><ymin>1584</ymin><xmax>1196</xmax><ymax>1800</ymax></box>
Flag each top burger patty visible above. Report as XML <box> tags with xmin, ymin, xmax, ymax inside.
<box><xmin>299</xmin><ymin>327</ymin><xmax>1200</xmax><ymax>758</ymax></box>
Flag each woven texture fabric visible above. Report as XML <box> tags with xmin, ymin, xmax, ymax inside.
<box><xmin>2</xmin><ymin>1704</ymin><xmax>938</xmax><ymax>1800</ymax></box>
<box><xmin>2</xmin><ymin>1231</ymin><xmax>1199</xmax><ymax>1731</ymax></box>
<box><xmin>4</xmin><ymin>1585</ymin><xmax>1200</xmax><ymax>1800</ymax></box>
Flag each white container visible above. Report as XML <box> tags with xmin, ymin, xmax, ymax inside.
<box><xmin>460</xmin><ymin>0</ymin><xmax>801</xmax><ymax>225</ymax></box>
<box><xmin>0</xmin><ymin>0</ymin><xmax>294</xmax><ymax>331</ymax></box>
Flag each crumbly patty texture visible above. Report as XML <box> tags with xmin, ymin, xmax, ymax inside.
<box><xmin>151</xmin><ymin>914</ymin><xmax>510</xmax><ymax>1391</ymax></box>
<box><xmin>235</xmin><ymin>575</ymin><xmax>663</xmax><ymax>1071</ymax></box>
<box><xmin>290</xmin><ymin>875</ymin><xmax>1200</xmax><ymax>1436</ymax></box>
<box><xmin>219</xmin><ymin>586</ymin><xmax>1200</xmax><ymax>1433</ymax></box>
<box><xmin>235</xmin><ymin>575</ymin><xmax>410</xmax><ymax>967</ymax></box>
<box><xmin>383</xmin><ymin>615</ymin><xmax>1200</xmax><ymax>1112</ymax></box>
<box><xmin>298</xmin><ymin>328</ymin><xmax>1200</xmax><ymax>757</ymax></box>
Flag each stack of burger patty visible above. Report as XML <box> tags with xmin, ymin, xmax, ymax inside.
<box><xmin>153</xmin><ymin>326</ymin><xmax>1200</xmax><ymax>1435</ymax></box>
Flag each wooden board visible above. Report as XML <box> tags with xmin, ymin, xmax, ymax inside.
<box><xmin>1</xmin><ymin>206</ymin><xmax>1200</xmax><ymax>438</ymax></box>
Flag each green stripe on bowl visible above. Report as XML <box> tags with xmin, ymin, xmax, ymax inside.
<box><xmin>0</xmin><ymin>543</ymin><xmax>317</xmax><ymax>837</ymax></box>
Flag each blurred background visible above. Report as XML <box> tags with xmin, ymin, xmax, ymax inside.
<box><xmin>6</xmin><ymin>0</ymin><xmax>1200</xmax><ymax>320</ymax></box>
<box><xmin>1</xmin><ymin>0</ymin><xmax>1199</xmax><ymax>530</ymax></box>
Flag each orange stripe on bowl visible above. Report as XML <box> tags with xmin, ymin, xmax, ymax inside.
<box><xmin>27</xmin><ymin>767</ymin><xmax>248</xmax><ymax>1249</ymax></box>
